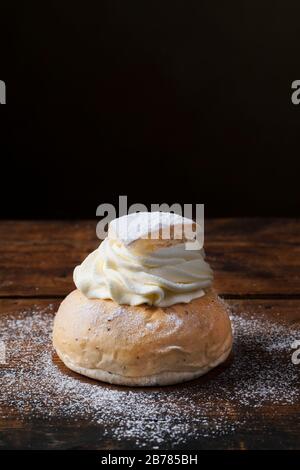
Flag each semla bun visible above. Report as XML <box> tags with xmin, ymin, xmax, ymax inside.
<box><xmin>53</xmin><ymin>288</ymin><xmax>232</xmax><ymax>386</ymax></box>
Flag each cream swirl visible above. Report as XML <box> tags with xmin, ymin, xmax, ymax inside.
<box><xmin>74</xmin><ymin>237</ymin><xmax>213</xmax><ymax>307</ymax></box>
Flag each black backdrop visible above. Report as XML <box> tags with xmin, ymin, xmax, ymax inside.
<box><xmin>1</xmin><ymin>1</ymin><xmax>300</xmax><ymax>218</ymax></box>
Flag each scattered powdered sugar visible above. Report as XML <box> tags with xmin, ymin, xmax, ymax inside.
<box><xmin>0</xmin><ymin>303</ymin><xmax>299</xmax><ymax>449</ymax></box>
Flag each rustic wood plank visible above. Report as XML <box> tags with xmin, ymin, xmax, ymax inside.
<box><xmin>0</xmin><ymin>298</ymin><xmax>299</xmax><ymax>450</ymax></box>
<box><xmin>0</xmin><ymin>219</ymin><xmax>299</xmax><ymax>297</ymax></box>
<box><xmin>0</xmin><ymin>221</ymin><xmax>96</xmax><ymax>297</ymax></box>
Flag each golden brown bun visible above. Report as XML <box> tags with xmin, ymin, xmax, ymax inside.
<box><xmin>53</xmin><ymin>289</ymin><xmax>232</xmax><ymax>386</ymax></box>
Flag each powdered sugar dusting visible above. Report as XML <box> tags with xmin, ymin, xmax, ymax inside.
<box><xmin>0</xmin><ymin>303</ymin><xmax>299</xmax><ymax>449</ymax></box>
<box><xmin>108</xmin><ymin>212</ymin><xmax>196</xmax><ymax>245</ymax></box>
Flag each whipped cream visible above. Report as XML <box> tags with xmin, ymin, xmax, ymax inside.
<box><xmin>74</xmin><ymin>213</ymin><xmax>213</xmax><ymax>307</ymax></box>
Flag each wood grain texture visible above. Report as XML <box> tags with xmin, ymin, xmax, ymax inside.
<box><xmin>0</xmin><ymin>298</ymin><xmax>300</xmax><ymax>450</ymax></box>
<box><xmin>0</xmin><ymin>218</ymin><xmax>299</xmax><ymax>297</ymax></box>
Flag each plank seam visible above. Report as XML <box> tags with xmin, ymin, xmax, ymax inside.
<box><xmin>0</xmin><ymin>294</ymin><xmax>300</xmax><ymax>300</ymax></box>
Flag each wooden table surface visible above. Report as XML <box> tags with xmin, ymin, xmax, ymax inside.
<box><xmin>0</xmin><ymin>218</ymin><xmax>299</xmax><ymax>450</ymax></box>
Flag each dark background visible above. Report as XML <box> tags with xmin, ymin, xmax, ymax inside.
<box><xmin>1</xmin><ymin>1</ymin><xmax>299</xmax><ymax>218</ymax></box>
